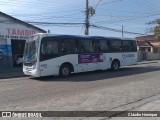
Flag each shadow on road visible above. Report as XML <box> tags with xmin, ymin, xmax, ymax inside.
<box><xmin>32</xmin><ymin>65</ymin><xmax>160</xmax><ymax>82</ymax></box>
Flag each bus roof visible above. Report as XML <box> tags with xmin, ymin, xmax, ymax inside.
<box><xmin>34</xmin><ymin>33</ymin><xmax>135</xmax><ymax>41</ymax></box>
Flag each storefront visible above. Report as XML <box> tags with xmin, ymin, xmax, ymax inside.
<box><xmin>0</xmin><ymin>11</ymin><xmax>46</xmax><ymax>69</ymax></box>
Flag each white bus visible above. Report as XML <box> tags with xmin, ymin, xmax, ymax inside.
<box><xmin>23</xmin><ymin>33</ymin><xmax>138</xmax><ymax>77</ymax></box>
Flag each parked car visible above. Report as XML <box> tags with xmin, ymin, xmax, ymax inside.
<box><xmin>13</xmin><ymin>54</ymin><xmax>23</xmax><ymax>65</ymax></box>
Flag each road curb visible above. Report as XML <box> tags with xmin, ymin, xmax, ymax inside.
<box><xmin>0</xmin><ymin>75</ymin><xmax>27</xmax><ymax>79</ymax></box>
<box><xmin>138</xmin><ymin>61</ymin><xmax>159</xmax><ymax>65</ymax></box>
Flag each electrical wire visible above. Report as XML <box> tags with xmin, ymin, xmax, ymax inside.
<box><xmin>91</xmin><ymin>24</ymin><xmax>149</xmax><ymax>35</ymax></box>
<box><xmin>98</xmin><ymin>0</ymin><xmax>123</xmax><ymax>5</ymax></box>
<box><xmin>92</xmin><ymin>13</ymin><xmax>160</xmax><ymax>24</ymax></box>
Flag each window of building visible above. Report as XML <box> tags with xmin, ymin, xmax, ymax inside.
<box><xmin>153</xmin><ymin>48</ymin><xmax>158</xmax><ymax>53</ymax></box>
<box><xmin>148</xmin><ymin>48</ymin><xmax>151</xmax><ymax>52</ymax></box>
<box><xmin>140</xmin><ymin>47</ymin><xmax>145</xmax><ymax>52</ymax></box>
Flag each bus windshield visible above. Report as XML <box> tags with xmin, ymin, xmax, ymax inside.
<box><xmin>23</xmin><ymin>36</ymin><xmax>39</xmax><ymax>63</ymax></box>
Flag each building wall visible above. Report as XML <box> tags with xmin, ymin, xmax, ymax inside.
<box><xmin>0</xmin><ymin>15</ymin><xmax>44</xmax><ymax>69</ymax></box>
<box><xmin>138</xmin><ymin>46</ymin><xmax>152</xmax><ymax>52</ymax></box>
<box><xmin>138</xmin><ymin>50</ymin><xmax>160</xmax><ymax>61</ymax></box>
<box><xmin>147</xmin><ymin>52</ymin><xmax>160</xmax><ymax>60</ymax></box>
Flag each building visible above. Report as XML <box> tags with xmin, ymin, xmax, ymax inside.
<box><xmin>136</xmin><ymin>35</ymin><xmax>160</xmax><ymax>61</ymax></box>
<box><xmin>0</xmin><ymin>11</ymin><xmax>46</xmax><ymax>69</ymax></box>
<box><xmin>136</xmin><ymin>35</ymin><xmax>160</xmax><ymax>53</ymax></box>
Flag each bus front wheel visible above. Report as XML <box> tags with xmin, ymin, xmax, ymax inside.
<box><xmin>111</xmin><ymin>60</ymin><xmax>120</xmax><ymax>71</ymax></box>
<box><xmin>59</xmin><ymin>64</ymin><xmax>71</xmax><ymax>77</ymax></box>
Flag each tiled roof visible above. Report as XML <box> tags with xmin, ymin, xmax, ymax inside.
<box><xmin>136</xmin><ymin>35</ymin><xmax>155</xmax><ymax>41</ymax></box>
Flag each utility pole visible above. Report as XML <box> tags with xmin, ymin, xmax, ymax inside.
<box><xmin>85</xmin><ymin>0</ymin><xmax>89</xmax><ymax>35</ymax></box>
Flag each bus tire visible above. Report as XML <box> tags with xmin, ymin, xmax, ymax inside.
<box><xmin>59</xmin><ymin>64</ymin><xmax>71</xmax><ymax>77</ymax></box>
<box><xmin>111</xmin><ymin>60</ymin><xmax>120</xmax><ymax>71</ymax></box>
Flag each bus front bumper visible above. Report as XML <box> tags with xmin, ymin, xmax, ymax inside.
<box><xmin>23</xmin><ymin>68</ymin><xmax>40</xmax><ymax>77</ymax></box>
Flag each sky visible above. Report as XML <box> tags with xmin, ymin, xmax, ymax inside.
<box><xmin>0</xmin><ymin>0</ymin><xmax>160</xmax><ymax>38</ymax></box>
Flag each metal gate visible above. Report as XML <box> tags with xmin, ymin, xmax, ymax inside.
<box><xmin>138</xmin><ymin>51</ymin><xmax>147</xmax><ymax>61</ymax></box>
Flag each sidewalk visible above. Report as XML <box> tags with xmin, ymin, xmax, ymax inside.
<box><xmin>138</xmin><ymin>60</ymin><xmax>160</xmax><ymax>65</ymax></box>
<box><xmin>0</xmin><ymin>67</ymin><xmax>26</xmax><ymax>79</ymax></box>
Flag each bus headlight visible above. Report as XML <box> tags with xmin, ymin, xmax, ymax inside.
<box><xmin>32</xmin><ymin>64</ymin><xmax>36</xmax><ymax>69</ymax></box>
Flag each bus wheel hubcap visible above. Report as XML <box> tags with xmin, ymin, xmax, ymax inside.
<box><xmin>114</xmin><ymin>63</ymin><xmax>118</xmax><ymax>69</ymax></box>
<box><xmin>63</xmin><ymin>68</ymin><xmax>69</xmax><ymax>75</ymax></box>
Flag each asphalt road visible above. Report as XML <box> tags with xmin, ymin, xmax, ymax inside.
<box><xmin>0</xmin><ymin>62</ymin><xmax>160</xmax><ymax>114</ymax></box>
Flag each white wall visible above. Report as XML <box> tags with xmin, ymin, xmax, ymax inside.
<box><xmin>0</xmin><ymin>15</ymin><xmax>44</xmax><ymax>52</ymax></box>
<box><xmin>0</xmin><ymin>14</ymin><xmax>44</xmax><ymax>68</ymax></box>
<box><xmin>138</xmin><ymin>51</ymin><xmax>160</xmax><ymax>61</ymax></box>
<box><xmin>0</xmin><ymin>15</ymin><xmax>44</xmax><ymax>44</ymax></box>
<box><xmin>147</xmin><ymin>52</ymin><xmax>160</xmax><ymax>61</ymax></box>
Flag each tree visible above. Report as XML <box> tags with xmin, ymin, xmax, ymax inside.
<box><xmin>147</xmin><ymin>18</ymin><xmax>160</xmax><ymax>38</ymax></box>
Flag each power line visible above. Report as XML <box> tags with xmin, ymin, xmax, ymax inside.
<box><xmin>0</xmin><ymin>20</ymin><xmax>85</xmax><ymax>25</ymax></box>
<box><xmin>19</xmin><ymin>13</ymin><xmax>84</xmax><ymax>22</ymax></box>
<box><xmin>9</xmin><ymin>11</ymin><xmax>81</xmax><ymax>17</ymax></box>
<box><xmin>7</xmin><ymin>10</ymin><xmax>85</xmax><ymax>23</ymax></box>
<box><xmin>0</xmin><ymin>0</ymin><xmax>85</xmax><ymax>13</ymax></box>
<box><xmin>131</xmin><ymin>0</ymin><xmax>160</xmax><ymax>13</ymax></box>
<box><xmin>26</xmin><ymin>22</ymin><xmax>85</xmax><ymax>25</ymax></box>
<box><xmin>135</xmin><ymin>0</ymin><xmax>160</xmax><ymax>13</ymax></box>
<box><xmin>94</xmin><ymin>0</ymin><xmax>103</xmax><ymax>10</ymax></box>
<box><xmin>98</xmin><ymin>0</ymin><xmax>122</xmax><ymax>5</ymax></box>
<box><xmin>91</xmin><ymin>24</ymin><xmax>149</xmax><ymax>35</ymax></box>
<box><xmin>79</xmin><ymin>25</ymin><xmax>85</xmax><ymax>35</ymax></box>
<box><xmin>92</xmin><ymin>13</ymin><xmax>160</xmax><ymax>24</ymax></box>
<box><xmin>0</xmin><ymin>0</ymin><xmax>84</xmax><ymax>9</ymax></box>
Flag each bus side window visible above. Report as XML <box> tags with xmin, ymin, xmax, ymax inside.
<box><xmin>111</xmin><ymin>40</ymin><xmax>122</xmax><ymax>52</ymax></box>
<box><xmin>80</xmin><ymin>39</ymin><xmax>93</xmax><ymax>53</ymax></box>
<box><xmin>61</xmin><ymin>40</ymin><xmax>69</xmax><ymax>54</ymax></box>
<box><xmin>94</xmin><ymin>40</ymin><xmax>100</xmax><ymax>53</ymax></box>
<box><xmin>60</xmin><ymin>39</ymin><xmax>76</xmax><ymax>55</ymax></box>
<box><xmin>122</xmin><ymin>40</ymin><xmax>132</xmax><ymax>52</ymax></box>
<box><xmin>99</xmin><ymin>39</ymin><xmax>110</xmax><ymax>53</ymax></box>
<box><xmin>74</xmin><ymin>39</ymin><xmax>79</xmax><ymax>53</ymax></box>
<box><xmin>40</xmin><ymin>39</ymin><xmax>48</xmax><ymax>61</ymax></box>
<box><xmin>79</xmin><ymin>41</ymin><xmax>85</xmax><ymax>53</ymax></box>
<box><xmin>40</xmin><ymin>37</ymin><xmax>59</xmax><ymax>61</ymax></box>
<box><xmin>41</xmin><ymin>41</ymin><xmax>46</xmax><ymax>55</ymax></box>
<box><xmin>106</xmin><ymin>40</ymin><xmax>111</xmax><ymax>52</ymax></box>
<box><xmin>122</xmin><ymin>40</ymin><xmax>137</xmax><ymax>52</ymax></box>
<box><xmin>132</xmin><ymin>41</ymin><xmax>137</xmax><ymax>52</ymax></box>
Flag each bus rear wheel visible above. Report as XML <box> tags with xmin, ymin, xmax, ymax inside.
<box><xmin>59</xmin><ymin>64</ymin><xmax>71</xmax><ymax>77</ymax></box>
<box><xmin>111</xmin><ymin>60</ymin><xmax>120</xmax><ymax>71</ymax></box>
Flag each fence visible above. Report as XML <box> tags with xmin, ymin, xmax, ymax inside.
<box><xmin>138</xmin><ymin>51</ymin><xmax>160</xmax><ymax>61</ymax></box>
